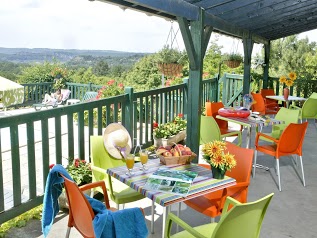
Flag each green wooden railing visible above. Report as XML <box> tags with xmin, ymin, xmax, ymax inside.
<box><xmin>219</xmin><ymin>74</ymin><xmax>317</xmax><ymax>106</ymax></box>
<box><xmin>20</xmin><ymin>82</ymin><xmax>103</xmax><ymax>105</ymax></box>
<box><xmin>0</xmin><ymin>78</ymin><xmax>217</xmax><ymax>224</ymax></box>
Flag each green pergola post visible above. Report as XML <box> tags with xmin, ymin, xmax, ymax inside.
<box><xmin>178</xmin><ymin>9</ymin><xmax>212</xmax><ymax>161</ymax></box>
<box><xmin>242</xmin><ymin>36</ymin><xmax>254</xmax><ymax>95</ymax></box>
<box><xmin>263</xmin><ymin>42</ymin><xmax>271</xmax><ymax>89</ymax></box>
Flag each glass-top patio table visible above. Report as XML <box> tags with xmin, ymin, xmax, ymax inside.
<box><xmin>266</xmin><ymin>95</ymin><xmax>306</xmax><ymax>108</ymax></box>
<box><xmin>106</xmin><ymin>158</ymin><xmax>236</xmax><ymax>237</ymax></box>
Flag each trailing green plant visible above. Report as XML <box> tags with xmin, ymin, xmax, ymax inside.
<box><xmin>0</xmin><ymin>205</ymin><xmax>42</xmax><ymax>237</ymax></box>
<box><xmin>155</xmin><ymin>45</ymin><xmax>187</xmax><ymax>65</ymax></box>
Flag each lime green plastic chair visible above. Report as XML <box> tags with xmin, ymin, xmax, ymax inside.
<box><xmin>90</xmin><ymin>136</ymin><xmax>145</xmax><ymax>206</ymax></box>
<box><xmin>259</xmin><ymin>107</ymin><xmax>300</xmax><ymax>142</ymax></box>
<box><xmin>309</xmin><ymin>92</ymin><xmax>317</xmax><ymax>99</ymax></box>
<box><xmin>200</xmin><ymin>116</ymin><xmax>242</xmax><ymax>146</ymax></box>
<box><xmin>290</xmin><ymin>98</ymin><xmax>317</xmax><ymax>123</ymax></box>
<box><xmin>165</xmin><ymin>193</ymin><xmax>274</xmax><ymax>238</ymax></box>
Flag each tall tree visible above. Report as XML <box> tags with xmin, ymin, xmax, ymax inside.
<box><xmin>93</xmin><ymin>60</ymin><xmax>109</xmax><ymax>76</ymax></box>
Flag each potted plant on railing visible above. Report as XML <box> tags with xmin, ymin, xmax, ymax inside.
<box><xmin>156</xmin><ymin>45</ymin><xmax>187</xmax><ymax>77</ymax></box>
<box><xmin>153</xmin><ymin>114</ymin><xmax>187</xmax><ymax>147</ymax></box>
<box><xmin>222</xmin><ymin>53</ymin><xmax>243</xmax><ymax>68</ymax></box>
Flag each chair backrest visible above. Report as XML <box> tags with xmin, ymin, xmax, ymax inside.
<box><xmin>309</xmin><ymin>92</ymin><xmax>317</xmax><ymax>99</ymax></box>
<box><xmin>205</xmin><ymin>101</ymin><xmax>228</xmax><ymax>129</ymax></box>
<box><xmin>277</xmin><ymin>122</ymin><xmax>308</xmax><ymax>157</ymax></box>
<box><xmin>61</xmin><ymin>89</ymin><xmax>71</xmax><ymax>103</ymax></box>
<box><xmin>61</xmin><ymin>174</ymin><xmax>95</xmax><ymax>238</ymax></box>
<box><xmin>211</xmin><ymin>193</ymin><xmax>274</xmax><ymax>238</ymax></box>
<box><xmin>260</xmin><ymin>88</ymin><xmax>275</xmax><ymax>98</ymax></box>
<box><xmin>224</xmin><ymin>142</ymin><xmax>253</xmax><ymax>203</ymax></box>
<box><xmin>260</xmin><ymin>89</ymin><xmax>278</xmax><ymax>107</ymax></box>
<box><xmin>90</xmin><ymin>136</ymin><xmax>126</xmax><ymax>188</ymax></box>
<box><xmin>200</xmin><ymin>116</ymin><xmax>221</xmax><ymax>144</ymax></box>
<box><xmin>275</xmin><ymin>107</ymin><xmax>300</xmax><ymax>125</ymax></box>
<box><xmin>83</xmin><ymin>91</ymin><xmax>98</xmax><ymax>102</ymax></box>
<box><xmin>225</xmin><ymin>142</ymin><xmax>253</xmax><ymax>184</ymax></box>
<box><xmin>251</xmin><ymin>92</ymin><xmax>266</xmax><ymax>114</ymax></box>
<box><xmin>301</xmin><ymin>98</ymin><xmax>317</xmax><ymax>119</ymax></box>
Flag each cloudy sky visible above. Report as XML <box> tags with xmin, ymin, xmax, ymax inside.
<box><xmin>1</xmin><ymin>0</ymin><xmax>317</xmax><ymax>54</ymax></box>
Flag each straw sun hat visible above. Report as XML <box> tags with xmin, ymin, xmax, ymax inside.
<box><xmin>103</xmin><ymin>123</ymin><xmax>132</xmax><ymax>159</ymax></box>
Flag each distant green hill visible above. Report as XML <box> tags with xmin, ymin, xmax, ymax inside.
<box><xmin>0</xmin><ymin>47</ymin><xmax>149</xmax><ymax>66</ymax></box>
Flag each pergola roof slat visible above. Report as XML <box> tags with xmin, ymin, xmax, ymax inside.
<box><xmin>97</xmin><ymin>0</ymin><xmax>317</xmax><ymax>42</ymax></box>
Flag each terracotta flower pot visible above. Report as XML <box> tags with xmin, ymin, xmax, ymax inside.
<box><xmin>283</xmin><ymin>87</ymin><xmax>289</xmax><ymax>100</ymax></box>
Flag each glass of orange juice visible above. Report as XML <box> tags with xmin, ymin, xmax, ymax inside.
<box><xmin>139</xmin><ymin>149</ymin><xmax>149</xmax><ymax>171</ymax></box>
<box><xmin>125</xmin><ymin>154</ymin><xmax>135</xmax><ymax>176</ymax></box>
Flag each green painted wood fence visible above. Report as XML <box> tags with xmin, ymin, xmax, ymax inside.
<box><xmin>0</xmin><ymin>78</ymin><xmax>217</xmax><ymax>224</ymax></box>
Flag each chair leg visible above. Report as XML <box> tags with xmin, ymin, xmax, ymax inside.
<box><xmin>65</xmin><ymin>227</ymin><xmax>71</xmax><ymax>238</ymax></box>
<box><xmin>253</xmin><ymin>150</ymin><xmax>258</xmax><ymax>178</ymax></box>
<box><xmin>276</xmin><ymin>159</ymin><xmax>281</xmax><ymax>191</ymax></box>
<box><xmin>116</xmin><ymin>203</ymin><xmax>119</xmax><ymax>210</ymax></box>
<box><xmin>151</xmin><ymin>200</ymin><xmax>155</xmax><ymax>234</ymax></box>
<box><xmin>299</xmin><ymin>155</ymin><xmax>306</xmax><ymax>187</ymax></box>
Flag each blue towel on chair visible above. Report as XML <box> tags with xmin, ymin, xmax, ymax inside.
<box><xmin>42</xmin><ymin>164</ymin><xmax>148</xmax><ymax>238</ymax></box>
<box><xmin>41</xmin><ymin>164</ymin><xmax>72</xmax><ymax>237</ymax></box>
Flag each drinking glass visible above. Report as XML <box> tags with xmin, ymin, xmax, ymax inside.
<box><xmin>125</xmin><ymin>154</ymin><xmax>135</xmax><ymax>176</ymax></box>
<box><xmin>139</xmin><ymin>149</ymin><xmax>149</xmax><ymax>171</ymax></box>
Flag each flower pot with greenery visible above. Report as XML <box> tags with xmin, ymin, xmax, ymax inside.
<box><xmin>201</xmin><ymin>141</ymin><xmax>237</xmax><ymax>179</ymax></box>
<box><xmin>57</xmin><ymin>158</ymin><xmax>92</xmax><ymax>209</ymax></box>
<box><xmin>222</xmin><ymin>53</ymin><xmax>243</xmax><ymax>68</ymax></box>
<box><xmin>153</xmin><ymin>114</ymin><xmax>187</xmax><ymax>147</ymax></box>
<box><xmin>156</xmin><ymin>45</ymin><xmax>187</xmax><ymax>77</ymax></box>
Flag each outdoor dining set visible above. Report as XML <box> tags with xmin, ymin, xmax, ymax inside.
<box><xmin>41</xmin><ymin>89</ymin><xmax>317</xmax><ymax>238</ymax></box>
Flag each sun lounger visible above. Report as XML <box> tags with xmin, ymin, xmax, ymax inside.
<box><xmin>33</xmin><ymin>89</ymin><xmax>71</xmax><ymax>111</ymax></box>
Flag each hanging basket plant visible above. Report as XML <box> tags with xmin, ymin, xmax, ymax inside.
<box><xmin>156</xmin><ymin>45</ymin><xmax>187</xmax><ymax>76</ymax></box>
<box><xmin>222</xmin><ymin>53</ymin><xmax>243</xmax><ymax>68</ymax></box>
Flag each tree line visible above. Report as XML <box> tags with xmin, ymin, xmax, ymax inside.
<box><xmin>0</xmin><ymin>34</ymin><xmax>316</xmax><ymax>93</ymax></box>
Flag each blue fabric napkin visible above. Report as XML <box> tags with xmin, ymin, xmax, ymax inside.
<box><xmin>42</xmin><ymin>164</ymin><xmax>148</xmax><ymax>238</ymax></box>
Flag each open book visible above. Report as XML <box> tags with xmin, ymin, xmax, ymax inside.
<box><xmin>143</xmin><ymin>168</ymin><xmax>198</xmax><ymax>196</ymax></box>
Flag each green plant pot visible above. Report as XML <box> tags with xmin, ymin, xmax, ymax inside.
<box><xmin>211</xmin><ymin>167</ymin><xmax>225</xmax><ymax>180</ymax></box>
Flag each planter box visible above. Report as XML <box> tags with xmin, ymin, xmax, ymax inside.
<box><xmin>154</xmin><ymin>130</ymin><xmax>186</xmax><ymax>147</ymax></box>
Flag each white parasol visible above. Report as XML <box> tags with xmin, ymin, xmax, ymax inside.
<box><xmin>0</xmin><ymin>76</ymin><xmax>24</xmax><ymax>110</ymax></box>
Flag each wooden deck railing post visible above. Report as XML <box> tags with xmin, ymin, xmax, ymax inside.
<box><xmin>124</xmin><ymin>87</ymin><xmax>134</xmax><ymax>139</ymax></box>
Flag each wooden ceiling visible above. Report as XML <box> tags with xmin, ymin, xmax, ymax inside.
<box><xmin>97</xmin><ymin>0</ymin><xmax>317</xmax><ymax>44</ymax></box>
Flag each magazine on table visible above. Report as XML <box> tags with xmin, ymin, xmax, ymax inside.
<box><xmin>143</xmin><ymin>168</ymin><xmax>198</xmax><ymax>196</ymax></box>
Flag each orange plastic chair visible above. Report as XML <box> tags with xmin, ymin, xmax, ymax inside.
<box><xmin>260</xmin><ymin>89</ymin><xmax>280</xmax><ymax>109</ymax></box>
<box><xmin>254</xmin><ymin>122</ymin><xmax>308</xmax><ymax>191</ymax></box>
<box><xmin>184</xmin><ymin>142</ymin><xmax>254</xmax><ymax>218</ymax></box>
<box><xmin>205</xmin><ymin>101</ymin><xmax>243</xmax><ymax>135</ymax></box>
<box><xmin>251</xmin><ymin>92</ymin><xmax>280</xmax><ymax>115</ymax></box>
<box><xmin>61</xmin><ymin>174</ymin><xmax>143</xmax><ymax>238</ymax></box>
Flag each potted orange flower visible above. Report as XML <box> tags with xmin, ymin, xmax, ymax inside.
<box><xmin>201</xmin><ymin>141</ymin><xmax>236</xmax><ymax>179</ymax></box>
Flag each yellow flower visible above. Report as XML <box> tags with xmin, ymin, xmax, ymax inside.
<box><xmin>279</xmin><ymin>71</ymin><xmax>297</xmax><ymax>87</ymax></box>
<box><xmin>202</xmin><ymin>141</ymin><xmax>236</xmax><ymax>171</ymax></box>
<box><xmin>285</xmin><ymin>79</ymin><xmax>294</xmax><ymax>87</ymax></box>
<box><xmin>289</xmin><ymin>72</ymin><xmax>297</xmax><ymax>80</ymax></box>
<box><xmin>279</xmin><ymin>76</ymin><xmax>287</xmax><ymax>84</ymax></box>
